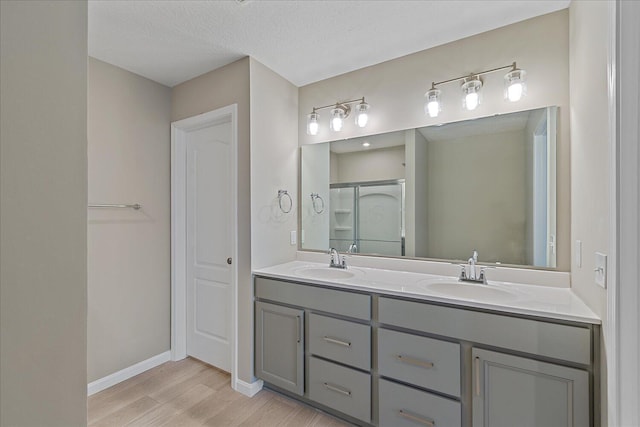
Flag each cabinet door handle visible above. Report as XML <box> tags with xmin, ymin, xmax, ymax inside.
<box><xmin>474</xmin><ymin>356</ymin><xmax>481</xmax><ymax>396</ymax></box>
<box><xmin>323</xmin><ymin>382</ymin><xmax>351</xmax><ymax>396</ymax></box>
<box><xmin>296</xmin><ymin>316</ymin><xmax>301</xmax><ymax>343</ymax></box>
<box><xmin>396</xmin><ymin>354</ymin><xmax>434</xmax><ymax>369</ymax></box>
<box><xmin>323</xmin><ymin>336</ymin><xmax>351</xmax><ymax>347</ymax></box>
<box><xmin>398</xmin><ymin>410</ymin><xmax>435</xmax><ymax>426</ymax></box>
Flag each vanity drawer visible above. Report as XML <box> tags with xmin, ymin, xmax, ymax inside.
<box><xmin>378</xmin><ymin>378</ymin><xmax>461</xmax><ymax>427</ymax></box>
<box><xmin>255</xmin><ymin>277</ymin><xmax>371</xmax><ymax>320</ymax></box>
<box><xmin>378</xmin><ymin>328</ymin><xmax>460</xmax><ymax>397</ymax></box>
<box><xmin>309</xmin><ymin>313</ymin><xmax>371</xmax><ymax>371</ymax></box>
<box><xmin>308</xmin><ymin>356</ymin><xmax>371</xmax><ymax>423</ymax></box>
<box><xmin>378</xmin><ymin>297</ymin><xmax>591</xmax><ymax>365</ymax></box>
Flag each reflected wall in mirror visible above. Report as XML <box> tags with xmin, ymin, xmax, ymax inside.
<box><xmin>301</xmin><ymin>107</ymin><xmax>558</xmax><ymax>269</ymax></box>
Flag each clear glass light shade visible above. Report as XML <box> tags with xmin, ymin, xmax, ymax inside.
<box><xmin>424</xmin><ymin>88</ymin><xmax>442</xmax><ymax>118</ymax></box>
<box><xmin>461</xmin><ymin>78</ymin><xmax>483</xmax><ymax>111</ymax></box>
<box><xmin>306</xmin><ymin>112</ymin><xmax>319</xmax><ymax>135</ymax></box>
<box><xmin>355</xmin><ymin>102</ymin><xmax>370</xmax><ymax>128</ymax></box>
<box><xmin>330</xmin><ymin>107</ymin><xmax>345</xmax><ymax>131</ymax></box>
<box><xmin>504</xmin><ymin>68</ymin><xmax>527</xmax><ymax>102</ymax></box>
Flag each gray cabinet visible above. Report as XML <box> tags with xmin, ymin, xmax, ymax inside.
<box><xmin>254</xmin><ymin>276</ymin><xmax>598</xmax><ymax>427</ymax></box>
<box><xmin>308</xmin><ymin>356</ymin><xmax>372</xmax><ymax>423</ymax></box>
<box><xmin>255</xmin><ymin>301</ymin><xmax>304</xmax><ymax>395</ymax></box>
<box><xmin>379</xmin><ymin>378</ymin><xmax>461</xmax><ymax>427</ymax></box>
<box><xmin>378</xmin><ymin>328</ymin><xmax>461</xmax><ymax>398</ymax></box>
<box><xmin>472</xmin><ymin>348</ymin><xmax>589</xmax><ymax>427</ymax></box>
<box><xmin>308</xmin><ymin>312</ymin><xmax>371</xmax><ymax>371</ymax></box>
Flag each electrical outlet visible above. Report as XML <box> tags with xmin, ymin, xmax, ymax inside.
<box><xmin>575</xmin><ymin>240</ymin><xmax>582</xmax><ymax>268</ymax></box>
<box><xmin>290</xmin><ymin>230</ymin><xmax>297</xmax><ymax>245</ymax></box>
<box><xmin>595</xmin><ymin>252</ymin><xmax>607</xmax><ymax>288</ymax></box>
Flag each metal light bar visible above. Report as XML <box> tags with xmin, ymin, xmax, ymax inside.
<box><xmin>430</xmin><ymin>62</ymin><xmax>518</xmax><ymax>89</ymax></box>
<box><xmin>310</xmin><ymin>97</ymin><xmax>366</xmax><ymax>113</ymax></box>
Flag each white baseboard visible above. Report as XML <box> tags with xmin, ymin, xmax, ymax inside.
<box><xmin>87</xmin><ymin>351</ymin><xmax>171</xmax><ymax>396</ymax></box>
<box><xmin>234</xmin><ymin>378</ymin><xmax>263</xmax><ymax>397</ymax></box>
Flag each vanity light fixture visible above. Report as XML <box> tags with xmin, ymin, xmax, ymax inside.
<box><xmin>424</xmin><ymin>62</ymin><xmax>526</xmax><ymax>118</ymax></box>
<box><xmin>306</xmin><ymin>97</ymin><xmax>370</xmax><ymax>135</ymax></box>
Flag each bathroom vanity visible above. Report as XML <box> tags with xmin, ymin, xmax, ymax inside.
<box><xmin>253</xmin><ymin>261</ymin><xmax>600</xmax><ymax>427</ymax></box>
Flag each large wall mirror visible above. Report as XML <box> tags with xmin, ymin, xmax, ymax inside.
<box><xmin>301</xmin><ymin>106</ymin><xmax>558</xmax><ymax>269</ymax></box>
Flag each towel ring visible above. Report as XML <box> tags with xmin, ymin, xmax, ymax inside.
<box><xmin>278</xmin><ymin>190</ymin><xmax>292</xmax><ymax>213</ymax></box>
<box><xmin>310</xmin><ymin>193</ymin><xmax>325</xmax><ymax>214</ymax></box>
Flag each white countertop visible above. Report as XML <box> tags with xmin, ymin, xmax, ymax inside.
<box><xmin>253</xmin><ymin>261</ymin><xmax>601</xmax><ymax>325</ymax></box>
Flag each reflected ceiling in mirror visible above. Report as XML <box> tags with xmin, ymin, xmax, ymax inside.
<box><xmin>301</xmin><ymin>107</ymin><xmax>558</xmax><ymax>269</ymax></box>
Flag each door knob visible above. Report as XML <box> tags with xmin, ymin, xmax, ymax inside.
<box><xmin>227</xmin><ymin>257</ymin><xmax>232</xmax><ymax>265</ymax></box>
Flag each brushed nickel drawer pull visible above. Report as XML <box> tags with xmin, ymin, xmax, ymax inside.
<box><xmin>396</xmin><ymin>354</ymin><xmax>434</xmax><ymax>369</ymax></box>
<box><xmin>323</xmin><ymin>382</ymin><xmax>351</xmax><ymax>396</ymax></box>
<box><xmin>323</xmin><ymin>336</ymin><xmax>351</xmax><ymax>347</ymax></box>
<box><xmin>398</xmin><ymin>410</ymin><xmax>435</xmax><ymax>426</ymax></box>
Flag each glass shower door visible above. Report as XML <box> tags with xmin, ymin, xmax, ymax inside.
<box><xmin>358</xmin><ymin>182</ymin><xmax>404</xmax><ymax>256</ymax></box>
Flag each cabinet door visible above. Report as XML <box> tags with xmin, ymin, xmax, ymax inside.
<box><xmin>255</xmin><ymin>301</ymin><xmax>304</xmax><ymax>395</ymax></box>
<box><xmin>472</xmin><ymin>348</ymin><xmax>589</xmax><ymax>427</ymax></box>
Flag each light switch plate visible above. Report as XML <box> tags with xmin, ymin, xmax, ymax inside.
<box><xmin>290</xmin><ymin>230</ymin><xmax>297</xmax><ymax>245</ymax></box>
<box><xmin>575</xmin><ymin>240</ymin><xmax>582</xmax><ymax>268</ymax></box>
<box><xmin>595</xmin><ymin>252</ymin><xmax>607</xmax><ymax>288</ymax></box>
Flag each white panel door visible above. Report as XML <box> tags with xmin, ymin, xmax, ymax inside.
<box><xmin>185</xmin><ymin>119</ymin><xmax>232</xmax><ymax>371</ymax></box>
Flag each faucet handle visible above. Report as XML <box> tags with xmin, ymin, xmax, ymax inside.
<box><xmin>478</xmin><ymin>266</ymin><xmax>495</xmax><ymax>284</ymax></box>
<box><xmin>458</xmin><ymin>264</ymin><xmax>468</xmax><ymax>281</ymax></box>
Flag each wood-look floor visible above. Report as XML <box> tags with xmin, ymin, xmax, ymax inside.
<box><xmin>88</xmin><ymin>357</ymin><xmax>351</xmax><ymax>427</ymax></box>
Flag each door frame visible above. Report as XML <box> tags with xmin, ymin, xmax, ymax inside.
<box><xmin>170</xmin><ymin>104</ymin><xmax>238</xmax><ymax>389</ymax></box>
<box><xmin>608</xmin><ymin>1</ymin><xmax>640</xmax><ymax>425</ymax></box>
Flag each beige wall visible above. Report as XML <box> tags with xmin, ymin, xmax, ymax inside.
<box><xmin>569</xmin><ymin>0</ymin><xmax>608</xmax><ymax>320</ymax></box>
<box><xmin>0</xmin><ymin>1</ymin><xmax>88</xmax><ymax>425</ymax></box>
<box><xmin>569</xmin><ymin>2</ymin><xmax>610</xmax><ymax>424</ymax></box>
<box><xmin>171</xmin><ymin>58</ymin><xmax>254</xmax><ymax>383</ymax></box>
<box><xmin>301</xmin><ymin>143</ymin><xmax>330</xmax><ymax>250</ymax></box>
<box><xmin>333</xmin><ymin>145</ymin><xmax>405</xmax><ymax>183</ymax></box>
<box><xmin>405</xmin><ymin>129</ymin><xmax>429</xmax><ymax>257</ymax></box>
<box><xmin>88</xmin><ymin>58</ymin><xmax>171</xmax><ymax>381</ymax></box>
<box><xmin>299</xmin><ymin>10</ymin><xmax>571</xmax><ymax>271</ymax></box>
<box><xmin>249</xmin><ymin>58</ymin><xmax>299</xmax><ymax>269</ymax></box>
<box><xmin>425</xmin><ymin>130</ymin><xmax>527</xmax><ymax>264</ymax></box>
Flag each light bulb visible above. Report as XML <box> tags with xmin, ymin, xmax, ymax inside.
<box><xmin>507</xmin><ymin>82</ymin><xmax>523</xmax><ymax>102</ymax></box>
<box><xmin>330</xmin><ymin>107</ymin><xmax>345</xmax><ymax>132</ymax></box>
<box><xmin>306</xmin><ymin>112</ymin><xmax>319</xmax><ymax>135</ymax></box>
<box><xmin>331</xmin><ymin>116</ymin><xmax>343</xmax><ymax>131</ymax></box>
<box><xmin>362</xmin><ymin>141</ymin><xmax>370</xmax><ymax>147</ymax></box>
<box><xmin>461</xmin><ymin>77</ymin><xmax>482</xmax><ymax>111</ymax></box>
<box><xmin>355</xmin><ymin>101</ymin><xmax>370</xmax><ymax>128</ymax></box>
<box><xmin>424</xmin><ymin>88</ymin><xmax>441</xmax><ymax>118</ymax></box>
<box><xmin>504</xmin><ymin>67</ymin><xmax>526</xmax><ymax>102</ymax></box>
<box><xmin>465</xmin><ymin>92</ymin><xmax>479</xmax><ymax>110</ymax></box>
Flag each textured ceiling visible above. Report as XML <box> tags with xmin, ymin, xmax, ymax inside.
<box><xmin>89</xmin><ymin>0</ymin><xmax>570</xmax><ymax>88</ymax></box>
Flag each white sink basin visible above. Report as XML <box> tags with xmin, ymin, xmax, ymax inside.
<box><xmin>425</xmin><ymin>281</ymin><xmax>519</xmax><ymax>303</ymax></box>
<box><xmin>294</xmin><ymin>267</ymin><xmax>358</xmax><ymax>280</ymax></box>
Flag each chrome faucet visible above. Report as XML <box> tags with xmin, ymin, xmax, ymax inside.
<box><xmin>347</xmin><ymin>243</ymin><xmax>358</xmax><ymax>254</ymax></box>
<box><xmin>458</xmin><ymin>250</ymin><xmax>487</xmax><ymax>284</ymax></box>
<box><xmin>328</xmin><ymin>248</ymin><xmax>347</xmax><ymax>269</ymax></box>
<box><xmin>468</xmin><ymin>250</ymin><xmax>478</xmax><ymax>280</ymax></box>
